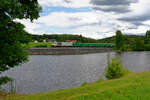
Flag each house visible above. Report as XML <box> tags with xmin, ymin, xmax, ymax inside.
<box><xmin>66</xmin><ymin>40</ymin><xmax>77</xmax><ymax>43</ymax></box>
<box><xmin>34</xmin><ymin>40</ymin><xmax>38</xmax><ymax>43</ymax></box>
<box><xmin>43</xmin><ymin>39</ymin><xmax>46</xmax><ymax>43</ymax></box>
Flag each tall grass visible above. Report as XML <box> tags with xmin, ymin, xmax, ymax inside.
<box><xmin>22</xmin><ymin>42</ymin><xmax>52</xmax><ymax>48</ymax></box>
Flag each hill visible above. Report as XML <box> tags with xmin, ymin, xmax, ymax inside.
<box><xmin>97</xmin><ymin>35</ymin><xmax>145</xmax><ymax>44</ymax></box>
<box><xmin>31</xmin><ymin>34</ymin><xmax>97</xmax><ymax>43</ymax></box>
<box><xmin>31</xmin><ymin>34</ymin><xmax>145</xmax><ymax>44</ymax></box>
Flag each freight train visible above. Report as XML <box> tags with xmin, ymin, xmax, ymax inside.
<box><xmin>52</xmin><ymin>42</ymin><xmax>116</xmax><ymax>47</ymax></box>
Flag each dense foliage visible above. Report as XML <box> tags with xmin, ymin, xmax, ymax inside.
<box><xmin>120</xmin><ymin>30</ymin><xmax>150</xmax><ymax>51</ymax></box>
<box><xmin>0</xmin><ymin>0</ymin><xmax>41</xmax><ymax>86</ymax></box>
<box><xmin>132</xmin><ymin>39</ymin><xmax>145</xmax><ymax>51</ymax></box>
<box><xmin>98</xmin><ymin>30</ymin><xmax>150</xmax><ymax>51</ymax></box>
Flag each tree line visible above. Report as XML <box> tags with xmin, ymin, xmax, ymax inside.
<box><xmin>115</xmin><ymin>30</ymin><xmax>150</xmax><ymax>51</ymax></box>
<box><xmin>31</xmin><ymin>34</ymin><xmax>97</xmax><ymax>43</ymax></box>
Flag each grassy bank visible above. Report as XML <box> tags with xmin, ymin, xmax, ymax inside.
<box><xmin>1</xmin><ymin>72</ymin><xmax>150</xmax><ymax>100</ymax></box>
<box><xmin>22</xmin><ymin>42</ymin><xmax>52</xmax><ymax>48</ymax></box>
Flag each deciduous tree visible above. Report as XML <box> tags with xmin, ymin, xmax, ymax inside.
<box><xmin>0</xmin><ymin>0</ymin><xmax>41</xmax><ymax>85</ymax></box>
<box><xmin>145</xmin><ymin>30</ymin><xmax>150</xmax><ymax>44</ymax></box>
<box><xmin>115</xmin><ymin>30</ymin><xmax>124</xmax><ymax>50</ymax></box>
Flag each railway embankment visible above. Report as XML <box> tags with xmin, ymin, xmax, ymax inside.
<box><xmin>29</xmin><ymin>47</ymin><xmax>114</xmax><ymax>55</ymax></box>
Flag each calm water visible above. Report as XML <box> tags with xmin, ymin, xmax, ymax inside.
<box><xmin>2</xmin><ymin>51</ymin><xmax>150</xmax><ymax>94</ymax></box>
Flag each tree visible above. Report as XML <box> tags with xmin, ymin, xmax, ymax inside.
<box><xmin>105</xmin><ymin>57</ymin><xmax>130</xmax><ymax>79</ymax></box>
<box><xmin>0</xmin><ymin>0</ymin><xmax>41</xmax><ymax>85</ymax></box>
<box><xmin>115</xmin><ymin>30</ymin><xmax>124</xmax><ymax>50</ymax></box>
<box><xmin>145</xmin><ymin>30</ymin><xmax>150</xmax><ymax>44</ymax></box>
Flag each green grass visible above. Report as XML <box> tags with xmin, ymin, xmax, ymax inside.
<box><xmin>21</xmin><ymin>42</ymin><xmax>52</xmax><ymax>48</ymax></box>
<box><xmin>1</xmin><ymin>72</ymin><xmax>150</xmax><ymax>100</ymax></box>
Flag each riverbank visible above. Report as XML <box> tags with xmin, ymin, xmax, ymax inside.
<box><xmin>1</xmin><ymin>71</ymin><xmax>150</xmax><ymax>100</ymax></box>
<box><xmin>28</xmin><ymin>47</ymin><xmax>114</xmax><ymax>55</ymax></box>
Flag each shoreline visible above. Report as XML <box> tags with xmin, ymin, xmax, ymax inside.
<box><xmin>1</xmin><ymin>72</ymin><xmax>150</xmax><ymax>100</ymax></box>
<box><xmin>28</xmin><ymin>47</ymin><xmax>114</xmax><ymax>55</ymax></box>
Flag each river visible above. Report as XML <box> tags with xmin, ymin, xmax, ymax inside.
<box><xmin>2</xmin><ymin>51</ymin><xmax>150</xmax><ymax>94</ymax></box>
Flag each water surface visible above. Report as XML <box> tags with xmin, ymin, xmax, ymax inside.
<box><xmin>2</xmin><ymin>51</ymin><xmax>150</xmax><ymax>94</ymax></box>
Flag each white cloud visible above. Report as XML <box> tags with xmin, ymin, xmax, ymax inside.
<box><xmin>15</xmin><ymin>19</ymin><xmax>42</xmax><ymax>34</ymax></box>
<box><xmin>124</xmin><ymin>25</ymin><xmax>148</xmax><ymax>35</ymax></box>
<box><xmin>143</xmin><ymin>20</ymin><xmax>150</xmax><ymax>25</ymax></box>
<box><xmin>15</xmin><ymin>0</ymin><xmax>150</xmax><ymax>39</ymax></box>
<box><xmin>71</xmin><ymin>25</ymin><xmax>115</xmax><ymax>39</ymax></box>
<box><xmin>119</xmin><ymin>0</ymin><xmax>150</xmax><ymax>22</ymax></box>
<box><xmin>130</xmin><ymin>0</ymin><xmax>150</xmax><ymax>16</ymax></box>
<box><xmin>38</xmin><ymin>11</ymin><xmax>106</xmax><ymax>28</ymax></box>
<box><xmin>38</xmin><ymin>0</ymin><xmax>91</xmax><ymax>8</ymax></box>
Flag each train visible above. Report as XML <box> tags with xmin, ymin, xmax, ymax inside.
<box><xmin>73</xmin><ymin>43</ymin><xmax>115</xmax><ymax>47</ymax></box>
<box><xmin>52</xmin><ymin>42</ymin><xmax>73</xmax><ymax>47</ymax></box>
<box><xmin>52</xmin><ymin>42</ymin><xmax>116</xmax><ymax>47</ymax></box>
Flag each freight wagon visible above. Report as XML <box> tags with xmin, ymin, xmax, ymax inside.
<box><xmin>73</xmin><ymin>43</ymin><xmax>116</xmax><ymax>47</ymax></box>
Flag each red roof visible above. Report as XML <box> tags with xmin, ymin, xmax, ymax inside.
<box><xmin>66</xmin><ymin>40</ymin><xmax>77</xmax><ymax>42</ymax></box>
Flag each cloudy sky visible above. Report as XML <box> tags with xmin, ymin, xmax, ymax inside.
<box><xmin>17</xmin><ymin>0</ymin><xmax>150</xmax><ymax>39</ymax></box>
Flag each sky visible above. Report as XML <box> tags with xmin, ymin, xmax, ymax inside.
<box><xmin>17</xmin><ymin>0</ymin><xmax>150</xmax><ymax>39</ymax></box>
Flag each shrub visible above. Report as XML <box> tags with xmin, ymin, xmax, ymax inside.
<box><xmin>0</xmin><ymin>76</ymin><xmax>12</xmax><ymax>86</ymax></box>
<box><xmin>0</xmin><ymin>76</ymin><xmax>12</xmax><ymax>92</ymax></box>
<box><xmin>105</xmin><ymin>57</ymin><xmax>131</xmax><ymax>80</ymax></box>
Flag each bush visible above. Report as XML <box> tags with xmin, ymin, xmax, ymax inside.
<box><xmin>105</xmin><ymin>57</ymin><xmax>131</xmax><ymax>80</ymax></box>
<box><xmin>0</xmin><ymin>76</ymin><xmax>12</xmax><ymax>86</ymax></box>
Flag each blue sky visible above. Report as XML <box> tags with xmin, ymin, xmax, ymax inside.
<box><xmin>40</xmin><ymin>7</ymin><xmax>92</xmax><ymax>16</ymax></box>
<box><xmin>18</xmin><ymin>0</ymin><xmax>150</xmax><ymax>39</ymax></box>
